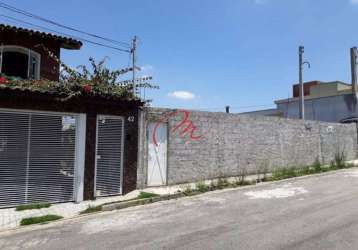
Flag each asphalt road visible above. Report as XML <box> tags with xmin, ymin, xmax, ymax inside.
<box><xmin>1</xmin><ymin>168</ymin><xmax>358</xmax><ymax>250</ymax></box>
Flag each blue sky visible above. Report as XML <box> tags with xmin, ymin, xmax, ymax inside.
<box><xmin>1</xmin><ymin>0</ymin><xmax>358</xmax><ymax>112</ymax></box>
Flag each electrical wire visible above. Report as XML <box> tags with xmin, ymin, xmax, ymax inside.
<box><xmin>169</xmin><ymin>104</ymin><xmax>276</xmax><ymax>112</ymax></box>
<box><xmin>229</xmin><ymin>104</ymin><xmax>275</xmax><ymax>110</ymax></box>
<box><xmin>0</xmin><ymin>14</ymin><xmax>131</xmax><ymax>53</ymax></box>
<box><xmin>0</xmin><ymin>1</ymin><xmax>130</xmax><ymax>47</ymax></box>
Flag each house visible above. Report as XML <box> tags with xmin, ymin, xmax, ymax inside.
<box><xmin>274</xmin><ymin>80</ymin><xmax>357</xmax><ymax>123</ymax></box>
<box><xmin>0</xmin><ymin>24</ymin><xmax>142</xmax><ymax>208</ymax></box>
<box><xmin>244</xmin><ymin>80</ymin><xmax>358</xmax><ymax>123</ymax></box>
<box><xmin>0</xmin><ymin>24</ymin><xmax>82</xmax><ymax>80</ymax></box>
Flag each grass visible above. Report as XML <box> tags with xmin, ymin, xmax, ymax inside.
<box><xmin>216</xmin><ymin>178</ymin><xmax>230</xmax><ymax>189</ymax></box>
<box><xmin>181</xmin><ymin>177</ymin><xmax>254</xmax><ymax>197</ymax></box>
<box><xmin>196</xmin><ymin>181</ymin><xmax>210</xmax><ymax>193</ymax></box>
<box><xmin>80</xmin><ymin>205</ymin><xmax>103</xmax><ymax>214</ymax></box>
<box><xmin>312</xmin><ymin>158</ymin><xmax>322</xmax><ymax>172</ymax></box>
<box><xmin>181</xmin><ymin>155</ymin><xmax>356</xmax><ymax>198</ymax></box>
<box><xmin>268</xmin><ymin>155</ymin><xmax>355</xmax><ymax>182</ymax></box>
<box><xmin>137</xmin><ymin>191</ymin><xmax>159</xmax><ymax>199</ymax></box>
<box><xmin>20</xmin><ymin>214</ymin><xmax>63</xmax><ymax>226</ymax></box>
<box><xmin>16</xmin><ymin>203</ymin><xmax>51</xmax><ymax>211</ymax></box>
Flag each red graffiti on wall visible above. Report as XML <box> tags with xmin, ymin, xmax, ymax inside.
<box><xmin>152</xmin><ymin>110</ymin><xmax>203</xmax><ymax>147</ymax></box>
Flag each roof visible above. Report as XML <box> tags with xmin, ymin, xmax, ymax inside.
<box><xmin>275</xmin><ymin>80</ymin><xmax>353</xmax><ymax>104</ymax></box>
<box><xmin>0</xmin><ymin>75</ymin><xmax>143</xmax><ymax>104</ymax></box>
<box><xmin>0</xmin><ymin>24</ymin><xmax>82</xmax><ymax>50</ymax></box>
<box><xmin>0</xmin><ymin>86</ymin><xmax>144</xmax><ymax>105</ymax></box>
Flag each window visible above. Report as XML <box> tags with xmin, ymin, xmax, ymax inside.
<box><xmin>0</xmin><ymin>45</ymin><xmax>40</xmax><ymax>80</ymax></box>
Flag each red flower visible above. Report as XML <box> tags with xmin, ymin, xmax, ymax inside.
<box><xmin>0</xmin><ymin>76</ymin><xmax>8</xmax><ymax>84</ymax></box>
<box><xmin>83</xmin><ymin>84</ymin><xmax>92</xmax><ymax>93</ymax></box>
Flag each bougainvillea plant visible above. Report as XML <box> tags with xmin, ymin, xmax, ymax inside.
<box><xmin>0</xmin><ymin>76</ymin><xmax>9</xmax><ymax>84</ymax></box>
<box><xmin>0</xmin><ymin>46</ymin><xmax>157</xmax><ymax>102</ymax></box>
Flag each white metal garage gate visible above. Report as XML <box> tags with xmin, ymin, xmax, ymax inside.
<box><xmin>0</xmin><ymin>109</ymin><xmax>85</xmax><ymax>208</ymax></box>
<box><xmin>95</xmin><ymin>115</ymin><xmax>124</xmax><ymax>197</ymax></box>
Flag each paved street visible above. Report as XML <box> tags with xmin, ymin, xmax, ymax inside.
<box><xmin>1</xmin><ymin>168</ymin><xmax>358</xmax><ymax>250</ymax></box>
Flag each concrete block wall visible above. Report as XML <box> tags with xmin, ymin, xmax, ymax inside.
<box><xmin>137</xmin><ymin>108</ymin><xmax>358</xmax><ymax>187</ymax></box>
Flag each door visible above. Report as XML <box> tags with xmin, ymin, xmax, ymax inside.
<box><xmin>95</xmin><ymin>115</ymin><xmax>124</xmax><ymax>197</ymax></box>
<box><xmin>0</xmin><ymin>112</ymin><xmax>29</xmax><ymax>207</ymax></box>
<box><xmin>147</xmin><ymin>122</ymin><xmax>167</xmax><ymax>186</ymax></box>
<box><xmin>27</xmin><ymin>114</ymin><xmax>77</xmax><ymax>204</ymax></box>
<box><xmin>0</xmin><ymin>110</ymin><xmax>78</xmax><ymax>208</ymax></box>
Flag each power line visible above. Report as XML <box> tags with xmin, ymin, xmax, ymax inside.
<box><xmin>175</xmin><ymin>104</ymin><xmax>276</xmax><ymax>112</ymax></box>
<box><xmin>0</xmin><ymin>14</ymin><xmax>131</xmax><ymax>53</ymax></box>
<box><xmin>0</xmin><ymin>1</ymin><xmax>130</xmax><ymax>48</ymax></box>
<box><xmin>230</xmin><ymin>104</ymin><xmax>275</xmax><ymax>110</ymax></box>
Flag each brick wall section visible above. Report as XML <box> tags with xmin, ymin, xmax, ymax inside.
<box><xmin>137</xmin><ymin>108</ymin><xmax>358</xmax><ymax>187</ymax></box>
<box><xmin>1</xmin><ymin>29</ymin><xmax>61</xmax><ymax>81</ymax></box>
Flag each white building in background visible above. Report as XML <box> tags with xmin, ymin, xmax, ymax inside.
<box><xmin>247</xmin><ymin>80</ymin><xmax>358</xmax><ymax>123</ymax></box>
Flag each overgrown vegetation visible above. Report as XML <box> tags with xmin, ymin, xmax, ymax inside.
<box><xmin>137</xmin><ymin>191</ymin><xmax>160</xmax><ymax>199</ymax></box>
<box><xmin>20</xmin><ymin>214</ymin><xmax>63</xmax><ymax>226</ymax></box>
<box><xmin>180</xmin><ymin>177</ymin><xmax>254</xmax><ymax>197</ymax></box>
<box><xmin>236</xmin><ymin>168</ymin><xmax>251</xmax><ymax>186</ymax></box>
<box><xmin>179</xmin><ymin>153</ymin><xmax>355</xmax><ymax>197</ymax></box>
<box><xmin>15</xmin><ymin>203</ymin><xmax>51</xmax><ymax>211</ymax></box>
<box><xmin>269</xmin><ymin>153</ymin><xmax>354</xmax><ymax>181</ymax></box>
<box><xmin>312</xmin><ymin>157</ymin><xmax>322</xmax><ymax>173</ymax></box>
<box><xmin>196</xmin><ymin>181</ymin><xmax>210</xmax><ymax>193</ymax></box>
<box><xmin>330</xmin><ymin>151</ymin><xmax>351</xmax><ymax>169</ymax></box>
<box><xmin>216</xmin><ymin>178</ymin><xmax>230</xmax><ymax>189</ymax></box>
<box><xmin>80</xmin><ymin>205</ymin><xmax>103</xmax><ymax>214</ymax></box>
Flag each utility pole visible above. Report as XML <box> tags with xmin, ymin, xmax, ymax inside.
<box><xmin>299</xmin><ymin>46</ymin><xmax>305</xmax><ymax>120</ymax></box>
<box><xmin>350</xmin><ymin>47</ymin><xmax>357</xmax><ymax>99</ymax></box>
<box><xmin>131</xmin><ymin>36</ymin><xmax>137</xmax><ymax>95</ymax></box>
<box><xmin>298</xmin><ymin>46</ymin><xmax>310</xmax><ymax>120</ymax></box>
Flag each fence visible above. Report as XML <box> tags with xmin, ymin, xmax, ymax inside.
<box><xmin>137</xmin><ymin>108</ymin><xmax>358</xmax><ymax>187</ymax></box>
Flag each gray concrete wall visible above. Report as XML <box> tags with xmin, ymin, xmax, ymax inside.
<box><xmin>137</xmin><ymin>107</ymin><xmax>358</xmax><ymax>187</ymax></box>
<box><xmin>276</xmin><ymin>93</ymin><xmax>358</xmax><ymax>123</ymax></box>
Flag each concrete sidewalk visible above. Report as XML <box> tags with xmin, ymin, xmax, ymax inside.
<box><xmin>0</xmin><ymin>191</ymin><xmax>139</xmax><ymax>231</ymax></box>
<box><xmin>0</xmin><ymin>173</ymin><xmax>260</xmax><ymax>232</ymax></box>
<box><xmin>0</xmin><ymin>182</ymin><xmax>197</xmax><ymax>232</ymax></box>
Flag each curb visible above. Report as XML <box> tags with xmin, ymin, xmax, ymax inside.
<box><xmin>103</xmin><ymin>167</ymin><xmax>358</xmax><ymax>212</ymax></box>
<box><xmin>102</xmin><ymin>192</ymin><xmax>185</xmax><ymax>211</ymax></box>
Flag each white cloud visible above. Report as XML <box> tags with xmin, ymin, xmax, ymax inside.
<box><xmin>140</xmin><ymin>64</ymin><xmax>154</xmax><ymax>72</ymax></box>
<box><xmin>168</xmin><ymin>91</ymin><xmax>195</xmax><ymax>100</ymax></box>
<box><xmin>351</xmin><ymin>0</ymin><xmax>358</xmax><ymax>4</ymax></box>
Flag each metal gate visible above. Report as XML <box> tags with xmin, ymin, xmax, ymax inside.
<box><xmin>95</xmin><ymin>115</ymin><xmax>124</xmax><ymax>197</ymax></box>
<box><xmin>147</xmin><ymin>122</ymin><xmax>167</xmax><ymax>186</ymax></box>
<box><xmin>0</xmin><ymin>109</ymin><xmax>78</xmax><ymax>207</ymax></box>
